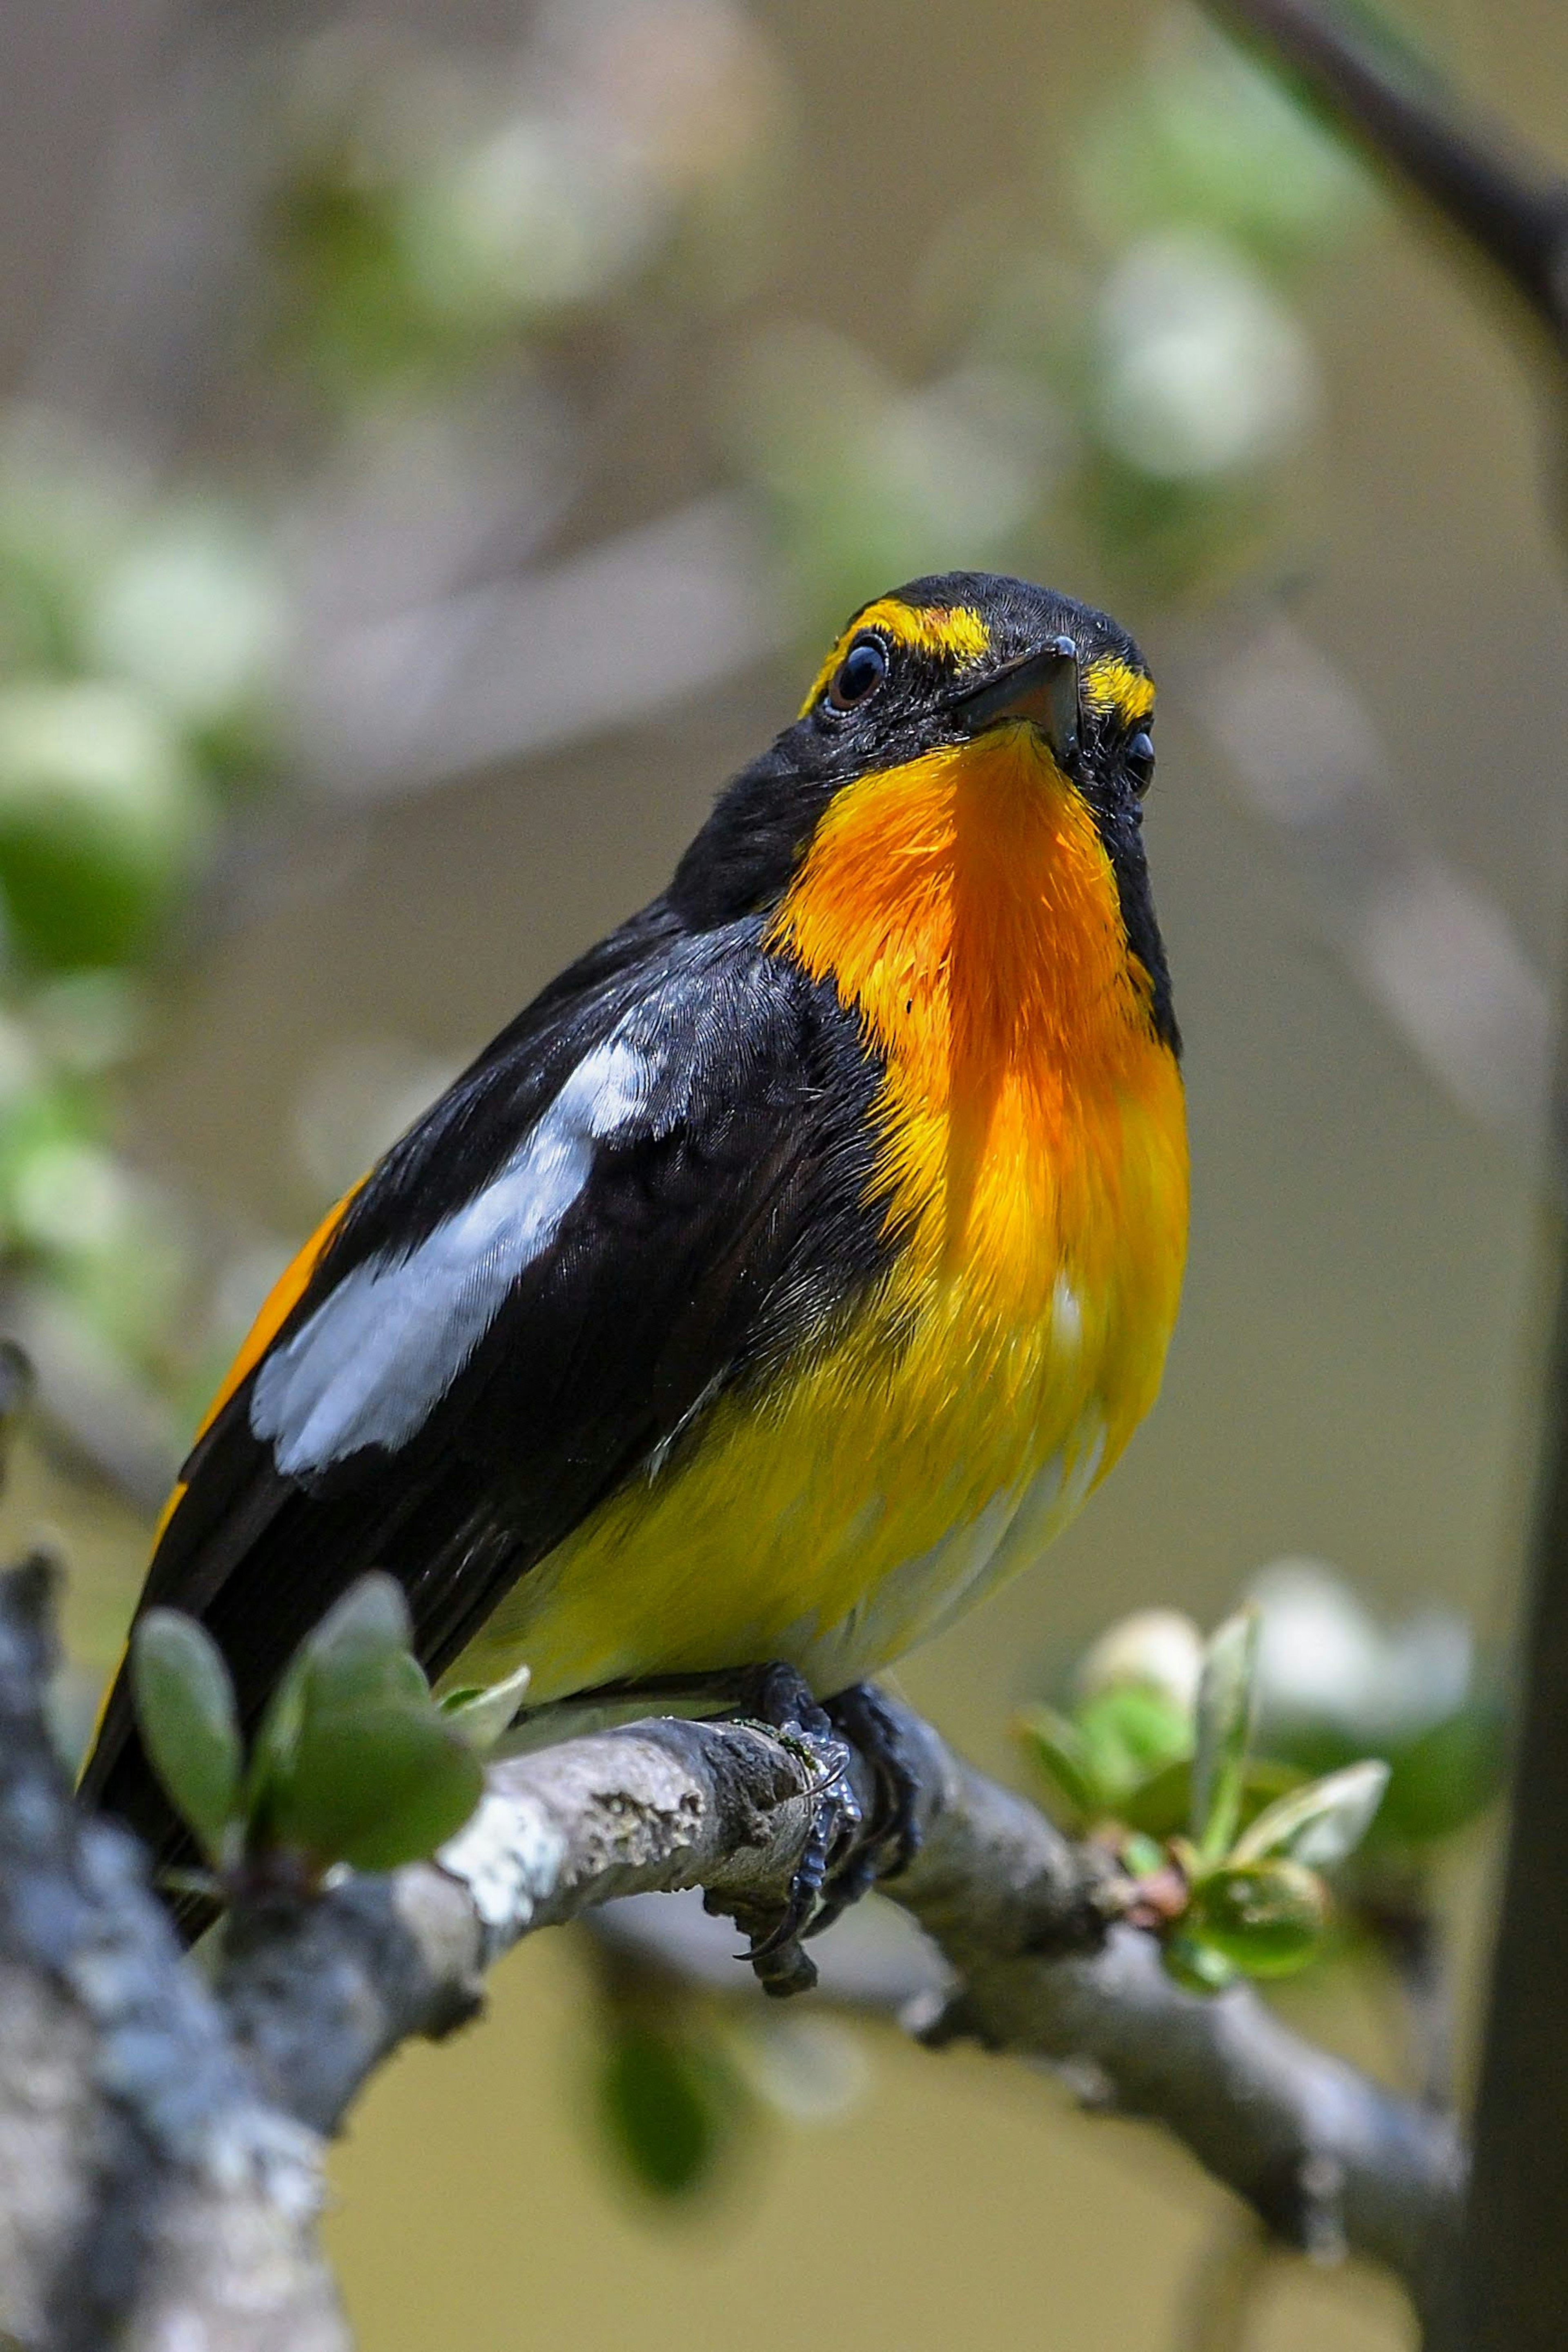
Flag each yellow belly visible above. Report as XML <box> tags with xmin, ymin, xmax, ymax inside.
<box><xmin>449</xmin><ymin>1066</ymin><xmax>1185</xmax><ymax>1703</ymax></box>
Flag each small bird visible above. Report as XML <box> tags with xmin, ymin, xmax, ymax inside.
<box><xmin>81</xmin><ymin>571</ymin><xmax>1188</xmax><ymax>1957</ymax></box>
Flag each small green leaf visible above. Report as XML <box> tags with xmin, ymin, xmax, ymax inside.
<box><xmin>597</xmin><ymin>2022</ymin><xmax>745</xmax><ymax>2200</ymax></box>
<box><xmin>300</xmin><ymin>1574</ymin><xmax>424</xmax><ymax>1713</ymax></box>
<box><xmin>242</xmin><ymin>1578</ymin><xmax>459</xmax><ymax>1860</ymax></box>
<box><xmin>1016</xmin><ymin>1704</ymin><xmax>1102</xmax><ymax>1823</ymax></box>
<box><xmin>1188</xmin><ymin>1858</ymin><xmax>1327</xmax><ymax>1977</ymax></box>
<box><xmin>264</xmin><ymin>1701</ymin><xmax>484</xmax><ymax>1872</ymax></box>
<box><xmin>0</xmin><ymin>681</ymin><xmax>212</xmax><ymax>969</ymax></box>
<box><xmin>1077</xmin><ymin>1683</ymin><xmax>1194</xmax><ymax>1802</ymax></box>
<box><xmin>243</xmin><ymin>1645</ymin><xmax>310</xmax><ymax>1831</ymax></box>
<box><xmin>130</xmin><ymin>1610</ymin><xmax>241</xmax><ymax>1864</ymax></box>
<box><xmin>1192</xmin><ymin>1608</ymin><xmax>1260</xmax><ymax>1862</ymax></box>
<box><xmin>440</xmin><ymin>1659</ymin><xmax>532</xmax><ymax>1752</ymax></box>
<box><xmin>1232</xmin><ymin>1759</ymin><xmax>1390</xmax><ymax>1871</ymax></box>
<box><xmin>1124</xmin><ymin>1753</ymin><xmax>1304</xmax><ymax>1842</ymax></box>
<box><xmin>1162</xmin><ymin>1931</ymin><xmax>1241</xmax><ymax>1995</ymax></box>
<box><xmin>1119</xmin><ymin>1830</ymin><xmax>1167</xmax><ymax>1879</ymax></box>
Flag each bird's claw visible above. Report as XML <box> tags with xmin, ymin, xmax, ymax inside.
<box><xmin>713</xmin><ymin>1669</ymin><xmax>922</xmax><ymax>1988</ymax></box>
<box><xmin>804</xmin><ymin>1682</ymin><xmax>924</xmax><ymax>1940</ymax></box>
<box><xmin>717</xmin><ymin>1664</ymin><xmax>862</xmax><ymax>1990</ymax></box>
<box><xmin>745</xmin><ymin>1728</ymin><xmax>861</xmax><ymax>1958</ymax></box>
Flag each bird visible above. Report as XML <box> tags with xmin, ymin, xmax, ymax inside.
<box><xmin>80</xmin><ymin>570</ymin><xmax>1188</xmax><ymax>1967</ymax></box>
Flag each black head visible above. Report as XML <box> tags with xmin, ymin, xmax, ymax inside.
<box><xmin>669</xmin><ymin>572</ymin><xmax>1174</xmax><ymax>1048</ymax></box>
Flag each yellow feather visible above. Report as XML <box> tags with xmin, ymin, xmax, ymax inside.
<box><xmin>800</xmin><ymin>598</ymin><xmax>991</xmax><ymax>714</ymax></box>
<box><xmin>1083</xmin><ymin>654</ymin><xmax>1156</xmax><ymax>725</ymax></box>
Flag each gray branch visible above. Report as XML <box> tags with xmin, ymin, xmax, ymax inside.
<box><xmin>0</xmin><ymin>1555</ymin><xmax>345</xmax><ymax>2352</ymax></box>
<box><xmin>0</xmin><ymin>1554</ymin><xmax>1462</xmax><ymax>2345</ymax></box>
<box><xmin>218</xmin><ymin>1685</ymin><xmax>1463</xmax><ymax>2327</ymax></box>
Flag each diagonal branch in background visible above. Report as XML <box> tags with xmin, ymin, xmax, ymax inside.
<box><xmin>1167</xmin><ymin>603</ymin><xmax>1554</xmax><ymax>1159</ymax></box>
<box><xmin>1205</xmin><ymin>0</ymin><xmax>1568</xmax><ymax>347</ymax></box>
<box><xmin>1196</xmin><ymin>5</ymin><xmax>1568</xmax><ymax>2347</ymax></box>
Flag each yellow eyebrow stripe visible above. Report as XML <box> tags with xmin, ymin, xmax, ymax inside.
<box><xmin>1083</xmin><ymin>655</ymin><xmax>1155</xmax><ymax>725</ymax></box>
<box><xmin>800</xmin><ymin>600</ymin><xmax>991</xmax><ymax>715</ymax></box>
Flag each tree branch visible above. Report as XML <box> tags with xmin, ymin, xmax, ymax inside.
<box><xmin>0</xmin><ymin>1554</ymin><xmax>343</xmax><ymax>2350</ymax></box>
<box><xmin>0</xmin><ymin>1554</ymin><xmax>1462</xmax><ymax>2342</ymax></box>
<box><xmin>1206</xmin><ymin>0</ymin><xmax>1568</xmax><ymax>344</ymax></box>
<box><xmin>213</xmin><ymin>1683</ymin><xmax>1463</xmax><ymax>2323</ymax></box>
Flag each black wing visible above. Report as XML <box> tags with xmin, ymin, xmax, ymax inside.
<box><xmin>80</xmin><ymin>904</ymin><xmax>893</xmax><ymax>1870</ymax></box>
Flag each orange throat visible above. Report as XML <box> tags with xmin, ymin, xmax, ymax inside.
<box><xmin>768</xmin><ymin>723</ymin><xmax>1188</xmax><ymax>1446</ymax></box>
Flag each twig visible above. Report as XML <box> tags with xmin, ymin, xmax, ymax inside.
<box><xmin>1206</xmin><ymin>0</ymin><xmax>1568</xmax><ymax>346</ymax></box>
<box><xmin>1461</xmin><ymin>1209</ymin><xmax>1568</xmax><ymax>2352</ymax></box>
<box><xmin>211</xmin><ymin>1686</ymin><xmax>1463</xmax><ymax>2321</ymax></box>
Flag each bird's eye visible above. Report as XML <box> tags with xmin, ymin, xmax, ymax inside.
<box><xmin>1127</xmin><ymin>729</ymin><xmax>1156</xmax><ymax>798</ymax></box>
<box><xmin>827</xmin><ymin>636</ymin><xmax>889</xmax><ymax>711</ymax></box>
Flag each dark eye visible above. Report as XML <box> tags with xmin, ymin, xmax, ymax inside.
<box><xmin>827</xmin><ymin>636</ymin><xmax>888</xmax><ymax>711</ymax></box>
<box><xmin>1127</xmin><ymin>729</ymin><xmax>1155</xmax><ymax>798</ymax></box>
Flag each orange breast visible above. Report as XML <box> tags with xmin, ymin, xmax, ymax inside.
<box><xmin>768</xmin><ymin>722</ymin><xmax>1187</xmax><ymax>1451</ymax></box>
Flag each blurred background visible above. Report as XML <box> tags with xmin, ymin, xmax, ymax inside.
<box><xmin>0</xmin><ymin>0</ymin><xmax>1561</xmax><ymax>2343</ymax></box>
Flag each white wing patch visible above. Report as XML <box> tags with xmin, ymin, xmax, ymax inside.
<box><xmin>251</xmin><ymin>1035</ymin><xmax>651</xmax><ymax>1476</ymax></box>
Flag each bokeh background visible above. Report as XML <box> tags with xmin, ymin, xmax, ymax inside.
<box><xmin>0</xmin><ymin>0</ymin><xmax>1564</xmax><ymax>2344</ymax></box>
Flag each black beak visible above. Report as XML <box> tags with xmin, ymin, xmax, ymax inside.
<box><xmin>948</xmin><ymin>635</ymin><xmax>1080</xmax><ymax>767</ymax></box>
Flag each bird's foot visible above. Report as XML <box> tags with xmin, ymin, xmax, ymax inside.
<box><xmin>709</xmin><ymin>1662</ymin><xmax>861</xmax><ymax>1995</ymax></box>
<box><xmin>804</xmin><ymin>1681</ymin><xmax>924</xmax><ymax>1938</ymax></box>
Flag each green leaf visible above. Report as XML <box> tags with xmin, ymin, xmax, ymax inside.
<box><xmin>440</xmin><ymin>1659</ymin><xmax>532</xmax><ymax>1752</ymax></box>
<box><xmin>1016</xmin><ymin>1704</ymin><xmax>1102</xmax><ymax>1823</ymax></box>
<box><xmin>1076</xmin><ymin>1683</ymin><xmax>1194</xmax><ymax>1800</ymax></box>
<box><xmin>130</xmin><ymin>1610</ymin><xmax>241</xmax><ymax>1864</ymax></box>
<box><xmin>243</xmin><ymin>1576</ymin><xmax>454</xmax><ymax>1859</ymax></box>
<box><xmin>1161</xmin><ymin>1931</ymin><xmax>1241</xmax><ymax>1995</ymax></box>
<box><xmin>1187</xmin><ymin>1859</ymin><xmax>1327</xmax><ymax>1977</ymax></box>
<box><xmin>263</xmin><ymin>1701</ymin><xmax>483</xmax><ymax>1873</ymax></box>
<box><xmin>1119</xmin><ymin>1830</ymin><xmax>1167</xmax><ymax>1879</ymax></box>
<box><xmin>243</xmin><ymin>1644</ymin><xmax>310</xmax><ymax>1833</ymax></box>
<box><xmin>1192</xmin><ymin>1608</ymin><xmax>1260</xmax><ymax>1862</ymax></box>
<box><xmin>1232</xmin><ymin>1759</ymin><xmax>1390</xmax><ymax>1871</ymax></box>
<box><xmin>1123</xmin><ymin>1754</ymin><xmax>1304</xmax><ymax>1842</ymax></box>
<box><xmin>597</xmin><ymin>2023</ymin><xmax>745</xmax><ymax>2200</ymax></box>
<box><xmin>300</xmin><ymin>1573</ymin><xmax>424</xmax><ymax>1713</ymax></box>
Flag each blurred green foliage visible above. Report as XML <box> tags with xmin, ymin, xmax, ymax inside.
<box><xmin>132</xmin><ymin>1572</ymin><xmax>501</xmax><ymax>1882</ymax></box>
<box><xmin>597</xmin><ymin>2014</ymin><xmax>754</xmax><ymax>2202</ymax></box>
<box><xmin>736</xmin><ymin>9</ymin><xmax>1371</xmax><ymax>629</ymax></box>
<box><xmin>1019</xmin><ymin>1563</ymin><xmax>1506</xmax><ymax>2000</ymax></box>
<box><xmin>0</xmin><ymin>437</ymin><xmax>287</xmax><ymax>1433</ymax></box>
<box><xmin>1021</xmin><ymin>1602</ymin><xmax>1398</xmax><ymax>1992</ymax></box>
<box><xmin>592</xmin><ymin>1959</ymin><xmax>869</xmax><ymax>2205</ymax></box>
<box><xmin>265</xmin><ymin>11</ymin><xmax>782</xmax><ymax>408</ymax></box>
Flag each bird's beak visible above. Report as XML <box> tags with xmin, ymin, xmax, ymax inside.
<box><xmin>948</xmin><ymin>635</ymin><xmax>1080</xmax><ymax>767</ymax></box>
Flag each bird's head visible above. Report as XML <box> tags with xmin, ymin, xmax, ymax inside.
<box><xmin>671</xmin><ymin>571</ymin><xmax>1175</xmax><ymax>1053</ymax></box>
